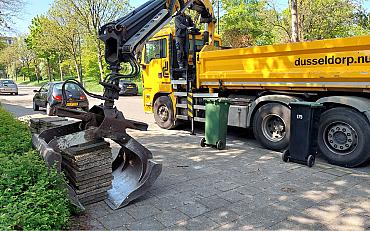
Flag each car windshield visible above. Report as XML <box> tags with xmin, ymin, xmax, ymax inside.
<box><xmin>0</xmin><ymin>80</ymin><xmax>15</xmax><ymax>85</ymax></box>
<box><xmin>53</xmin><ymin>83</ymin><xmax>83</xmax><ymax>93</ymax></box>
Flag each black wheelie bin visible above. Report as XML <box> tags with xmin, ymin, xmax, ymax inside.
<box><xmin>282</xmin><ymin>102</ymin><xmax>324</xmax><ymax>167</ymax></box>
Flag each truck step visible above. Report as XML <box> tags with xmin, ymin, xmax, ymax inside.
<box><xmin>174</xmin><ymin>92</ymin><xmax>187</xmax><ymax>97</ymax></box>
<box><xmin>176</xmin><ymin>104</ymin><xmax>187</xmax><ymax>108</ymax></box>
<box><xmin>194</xmin><ymin>105</ymin><xmax>205</xmax><ymax>110</ymax></box>
<box><xmin>176</xmin><ymin>115</ymin><xmax>188</xmax><ymax>120</ymax></box>
<box><xmin>194</xmin><ymin>117</ymin><xmax>205</xmax><ymax>122</ymax></box>
<box><xmin>193</xmin><ymin>93</ymin><xmax>219</xmax><ymax>98</ymax></box>
<box><xmin>171</xmin><ymin>80</ymin><xmax>187</xmax><ymax>85</ymax></box>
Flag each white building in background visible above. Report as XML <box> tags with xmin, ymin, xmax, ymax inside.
<box><xmin>0</xmin><ymin>36</ymin><xmax>16</xmax><ymax>45</ymax></box>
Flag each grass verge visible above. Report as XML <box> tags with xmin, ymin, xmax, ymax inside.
<box><xmin>0</xmin><ymin>106</ymin><xmax>72</xmax><ymax>230</ymax></box>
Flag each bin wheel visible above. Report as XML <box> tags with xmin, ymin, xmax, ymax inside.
<box><xmin>307</xmin><ymin>155</ymin><xmax>315</xmax><ymax>167</ymax></box>
<box><xmin>216</xmin><ymin>140</ymin><xmax>225</xmax><ymax>150</ymax></box>
<box><xmin>200</xmin><ymin>138</ymin><xmax>206</xmax><ymax>147</ymax></box>
<box><xmin>282</xmin><ymin>150</ymin><xmax>290</xmax><ymax>162</ymax></box>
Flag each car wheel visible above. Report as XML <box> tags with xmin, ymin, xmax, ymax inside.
<box><xmin>317</xmin><ymin>107</ymin><xmax>370</xmax><ymax>167</ymax></box>
<box><xmin>33</xmin><ymin>100</ymin><xmax>39</xmax><ymax>111</ymax></box>
<box><xmin>15</xmin><ymin>92</ymin><xmax>18</xmax><ymax>95</ymax></box>
<box><xmin>153</xmin><ymin>96</ymin><xmax>176</xmax><ymax>129</ymax></box>
<box><xmin>46</xmin><ymin>103</ymin><xmax>54</xmax><ymax>116</ymax></box>
<box><xmin>253</xmin><ymin>103</ymin><xmax>291</xmax><ymax>151</ymax></box>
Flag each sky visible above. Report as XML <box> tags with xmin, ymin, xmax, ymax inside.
<box><xmin>9</xmin><ymin>0</ymin><xmax>370</xmax><ymax>36</ymax></box>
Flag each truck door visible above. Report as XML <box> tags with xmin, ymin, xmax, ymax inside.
<box><xmin>141</xmin><ymin>37</ymin><xmax>170</xmax><ymax>111</ymax></box>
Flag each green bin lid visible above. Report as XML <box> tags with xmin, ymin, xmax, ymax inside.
<box><xmin>289</xmin><ymin>101</ymin><xmax>323</xmax><ymax>108</ymax></box>
<box><xmin>204</xmin><ymin>98</ymin><xmax>231</xmax><ymax>104</ymax></box>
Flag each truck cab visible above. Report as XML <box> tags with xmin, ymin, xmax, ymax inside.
<box><xmin>141</xmin><ymin>27</ymin><xmax>221</xmax><ymax>115</ymax></box>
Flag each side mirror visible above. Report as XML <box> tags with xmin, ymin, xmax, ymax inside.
<box><xmin>33</xmin><ymin>90</ymin><xmax>39</xmax><ymax>93</ymax></box>
<box><xmin>141</xmin><ymin>64</ymin><xmax>147</xmax><ymax>70</ymax></box>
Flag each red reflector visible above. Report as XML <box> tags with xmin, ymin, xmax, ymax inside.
<box><xmin>80</xmin><ymin>95</ymin><xmax>86</xmax><ymax>100</ymax></box>
<box><xmin>53</xmin><ymin>95</ymin><xmax>62</xmax><ymax>101</ymax></box>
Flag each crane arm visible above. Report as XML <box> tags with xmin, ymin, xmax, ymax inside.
<box><xmin>99</xmin><ymin>0</ymin><xmax>216</xmax><ymax>69</ymax></box>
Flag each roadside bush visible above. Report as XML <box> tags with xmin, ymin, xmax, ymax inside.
<box><xmin>0</xmin><ymin>108</ymin><xmax>71</xmax><ymax>230</ymax></box>
<box><xmin>0</xmin><ymin>107</ymin><xmax>32</xmax><ymax>155</ymax></box>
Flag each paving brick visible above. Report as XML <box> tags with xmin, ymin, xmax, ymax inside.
<box><xmin>196</xmin><ymin>195</ymin><xmax>232</xmax><ymax>210</ymax></box>
<box><xmin>204</xmin><ymin>207</ymin><xmax>240</xmax><ymax>225</ymax></box>
<box><xmin>85</xmin><ymin>201</ymin><xmax>112</xmax><ymax>219</ymax></box>
<box><xmin>87</xmin><ymin>218</ymin><xmax>105</xmax><ymax>230</ymax></box>
<box><xmin>183</xmin><ymin>215</ymin><xmax>219</xmax><ymax>230</ymax></box>
<box><xmin>124</xmin><ymin>204</ymin><xmax>161</xmax><ymax>220</ymax></box>
<box><xmin>154</xmin><ymin>209</ymin><xmax>190</xmax><ymax>227</ymax></box>
<box><xmin>219</xmin><ymin>189</ymin><xmax>246</xmax><ymax>203</ymax></box>
<box><xmin>177</xmin><ymin>201</ymin><xmax>210</xmax><ymax>218</ymax></box>
<box><xmin>97</xmin><ymin>209</ymin><xmax>134</xmax><ymax>229</ymax></box>
<box><xmin>127</xmin><ymin>216</ymin><xmax>165</xmax><ymax>230</ymax></box>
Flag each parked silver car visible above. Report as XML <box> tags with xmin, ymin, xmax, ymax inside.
<box><xmin>0</xmin><ymin>79</ymin><xmax>18</xmax><ymax>95</ymax></box>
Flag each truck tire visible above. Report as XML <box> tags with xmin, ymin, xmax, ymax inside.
<box><xmin>317</xmin><ymin>107</ymin><xmax>370</xmax><ymax>167</ymax></box>
<box><xmin>253</xmin><ymin>103</ymin><xmax>290</xmax><ymax>151</ymax></box>
<box><xmin>154</xmin><ymin>96</ymin><xmax>176</xmax><ymax>129</ymax></box>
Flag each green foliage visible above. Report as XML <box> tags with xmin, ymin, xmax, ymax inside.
<box><xmin>0</xmin><ymin>107</ymin><xmax>71</xmax><ymax>230</ymax></box>
<box><xmin>0</xmin><ymin>107</ymin><xmax>31</xmax><ymax>155</ymax></box>
<box><xmin>220</xmin><ymin>0</ymin><xmax>275</xmax><ymax>47</ymax></box>
<box><xmin>298</xmin><ymin>0</ymin><xmax>365</xmax><ymax>40</ymax></box>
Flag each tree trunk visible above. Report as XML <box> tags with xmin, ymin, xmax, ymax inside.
<box><xmin>73</xmin><ymin>58</ymin><xmax>82</xmax><ymax>83</ymax></box>
<box><xmin>35</xmin><ymin>61</ymin><xmax>39</xmax><ymax>83</ymax></box>
<box><xmin>58</xmin><ymin>54</ymin><xmax>63</xmax><ymax>81</ymax></box>
<box><xmin>27</xmin><ymin>64</ymin><xmax>31</xmax><ymax>81</ymax></box>
<box><xmin>97</xmin><ymin>42</ymin><xmax>105</xmax><ymax>81</ymax></box>
<box><xmin>46</xmin><ymin>57</ymin><xmax>52</xmax><ymax>82</ymax></box>
<box><xmin>291</xmin><ymin>0</ymin><xmax>299</xmax><ymax>42</ymax></box>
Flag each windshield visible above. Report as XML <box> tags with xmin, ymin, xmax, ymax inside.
<box><xmin>53</xmin><ymin>83</ymin><xmax>83</xmax><ymax>93</ymax></box>
<box><xmin>0</xmin><ymin>80</ymin><xmax>15</xmax><ymax>85</ymax></box>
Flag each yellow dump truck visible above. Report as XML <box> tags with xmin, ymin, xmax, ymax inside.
<box><xmin>141</xmin><ymin>28</ymin><xmax>370</xmax><ymax>168</ymax></box>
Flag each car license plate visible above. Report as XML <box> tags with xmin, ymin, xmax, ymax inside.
<box><xmin>66</xmin><ymin>102</ymin><xmax>78</xmax><ymax>107</ymax></box>
<box><xmin>127</xmin><ymin>86</ymin><xmax>133</xmax><ymax>89</ymax></box>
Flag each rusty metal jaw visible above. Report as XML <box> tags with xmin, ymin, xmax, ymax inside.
<box><xmin>49</xmin><ymin>103</ymin><xmax>162</xmax><ymax>209</ymax></box>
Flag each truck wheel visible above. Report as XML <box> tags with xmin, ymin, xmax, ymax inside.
<box><xmin>154</xmin><ymin>96</ymin><xmax>176</xmax><ymax>129</ymax></box>
<box><xmin>253</xmin><ymin>103</ymin><xmax>290</xmax><ymax>151</ymax></box>
<box><xmin>317</xmin><ymin>107</ymin><xmax>370</xmax><ymax>167</ymax></box>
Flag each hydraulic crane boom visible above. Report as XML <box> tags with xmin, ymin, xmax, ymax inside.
<box><xmin>99</xmin><ymin>0</ymin><xmax>216</xmax><ymax>100</ymax></box>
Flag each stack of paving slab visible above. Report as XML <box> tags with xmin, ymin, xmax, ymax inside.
<box><xmin>29</xmin><ymin>116</ymin><xmax>113</xmax><ymax>206</ymax></box>
<box><xmin>29</xmin><ymin>116</ymin><xmax>72</xmax><ymax>134</ymax></box>
<box><xmin>61</xmin><ymin>141</ymin><xmax>113</xmax><ymax>205</ymax></box>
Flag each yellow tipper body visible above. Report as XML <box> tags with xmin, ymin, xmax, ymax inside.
<box><xmin>197</xmin><ymin>35</ymin><xmax>370</xmax><ymax>92</ymax></box>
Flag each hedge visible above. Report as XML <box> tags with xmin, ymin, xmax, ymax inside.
<box><xmin>0</xmin><ymin>107</ymin><xmax>72</xmax><ymax>230</ymax></box>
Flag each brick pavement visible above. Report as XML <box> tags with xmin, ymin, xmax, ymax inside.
<box><xmin>82</xmin><ymin>128</ymin><xmax>370</xmax><ymax>230</ymax></box>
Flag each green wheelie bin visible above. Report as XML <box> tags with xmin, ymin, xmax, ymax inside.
<box><xmin>200</xmin><ymin>98</ymin><xmax>230</xmax><ymax>150</ymax></box>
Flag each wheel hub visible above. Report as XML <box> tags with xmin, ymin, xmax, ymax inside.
<box><xmin>262</xmin><ymin>115</ymin><xmax>286</xmax><ymax>142</ymax></box>
<box><xmin>158</xmin><ymin>105</ymin><xmax>169</xmax><ymax>122</ymax></box>
<box><xmin>325</xmin><ymin>122</ymin><xmax>358</xmax><ymax>154</ymax></box>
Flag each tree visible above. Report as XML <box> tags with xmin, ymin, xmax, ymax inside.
<box><xmin>55</xmin><ymin>0</ymin><xmax>131</xmax><ymax>81</ymax></box>
<box><xmin>0</xmin><ymin>42</ymin><xmax>19</xmax><ymax>79</ymax></box>
<box><xmin>27</xmin><ymin>16</ymin><xmax>62</xmax><ymax>82</ymax></box>
<box><xmin>17</xmin><ymin>37</ymin><xmax>36</xmax><ymax>81</ymax></box>
<box><xmin>220</xmin><ymin>0</ymin><xmax>275</xmax><ymax>47</ymax></box>
<box><xmin>0</xmin><ymin>0</ymin><xmax>25</xmax><ymax>33</ymax></box>
<box><xmin>43</xmin><ymin>3</ymin><xmax>84</xmax><ymax>83</ymax></box>
<box><xmin>295</xmin><ymin>0</ymin><xmax>363</xmax><ymax>41</ymax></box>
